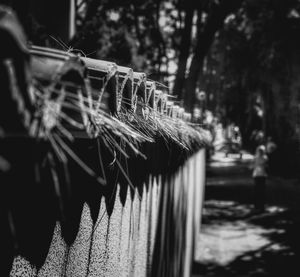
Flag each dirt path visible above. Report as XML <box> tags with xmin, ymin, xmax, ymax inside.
<box><xmin>192</xmin><ymin>151</ymin><xmax>300</xmax><ymax>277</ymax></box>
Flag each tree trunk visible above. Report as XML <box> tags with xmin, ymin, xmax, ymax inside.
<box><xmin>172</xmin><ymin>6</ymin><xmax>194</xmax><ymax>100</ymax></box>
<box><xmin>184</xmin><ymin>0</ymin><xmax>241</xmax><ymax>113</ymax></box>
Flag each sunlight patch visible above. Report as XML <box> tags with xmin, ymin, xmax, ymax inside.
<box><xmin>195</xmin><ymin>221</ymin><xmax>272</xmax><ymax>266</ymax></box>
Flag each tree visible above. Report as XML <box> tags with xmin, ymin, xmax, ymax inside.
<box><xmin>201</xmin><ymin>0</ymin><xmax>300</xmax><ymax>175</ymax></box>
<box><xmin>70</xmin><ymin>0</ymin><xmax>169</xmax><ymax>77</ymax></box>
<box><xmin>178</xmin><ymin>0</ymin><xmax>242</xmax><ymax>112</ymax></box>
<box><xmin>172</xmin><ymin>0</ymin><xmax>195</xmax><ymax>100</ymax></box>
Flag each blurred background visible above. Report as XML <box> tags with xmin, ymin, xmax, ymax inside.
<box><xmin>2</xmin><ymin>0</ymin><xmax>299</xmax><ymax>176</ymax></box>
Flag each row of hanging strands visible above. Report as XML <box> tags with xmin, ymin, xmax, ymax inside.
<box><xmin>28</xmin><ymin>45</ymin><xmax>210</xmax><ymax>150</ymax></box>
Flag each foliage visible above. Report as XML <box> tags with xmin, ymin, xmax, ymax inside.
<box><xmin>202</xmin><ymin>0</ymin><xmax>300</xmax><ymax>175</ymax></box>
<box><xmin>71</xmin><ymin>0</ymin><xmax>169</xmax><ymax>78</ymax></box>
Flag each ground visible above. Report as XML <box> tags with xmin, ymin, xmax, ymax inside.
<box><xmin>192</xmin><ymin>151</ymin><xmax>300</xmax><ymax>277</ymax></box>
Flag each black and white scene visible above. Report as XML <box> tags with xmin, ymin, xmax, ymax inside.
<box><xmin>0</xmin><ymin>0</ymin><xmax>299</xmax><ymax>276</ymax></box>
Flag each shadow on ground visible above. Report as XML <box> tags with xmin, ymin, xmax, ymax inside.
<box><xmin>193</xmin><ymin>151</ymin><xmax>300</xmax><ymax>277</ymax></box>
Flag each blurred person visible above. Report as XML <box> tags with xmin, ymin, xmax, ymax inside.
<box><xmin>225</xmin><ymin>124</ymin><xmax>243</xmax><ymax>158</ymax></box>
<box><xmin>251</xmin><ymin>145</ymin><xmax>268</xmax><ymax>212</ymax></box>
<box><xmin>266</xmin><ymin>136</ymin><xmax>277</xmax><ymax>154</ymax></box>
<box><xmin>250</xmin><ymin>129</ymin><xmax>265</xmax><ymax>152</ymax></box>
<box><xmin>265</xmin><ymin>136</ymin><xmax>277</xmax><ymax>174</ymax></box>
<box><xmin>232</xmin><ymin>126</ymin><xmax>243</xmax><ymax>159</ymax></box>
<box><xmin>255</xmin><ymin>130</ymin><xmax>265</xmax><ymax>146</ymax></box>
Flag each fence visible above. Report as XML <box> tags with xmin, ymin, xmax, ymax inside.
<box><xmin>0</xmin><ymin>6</ymin><xmax>208</xmax><ymax>277</ymax></box>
